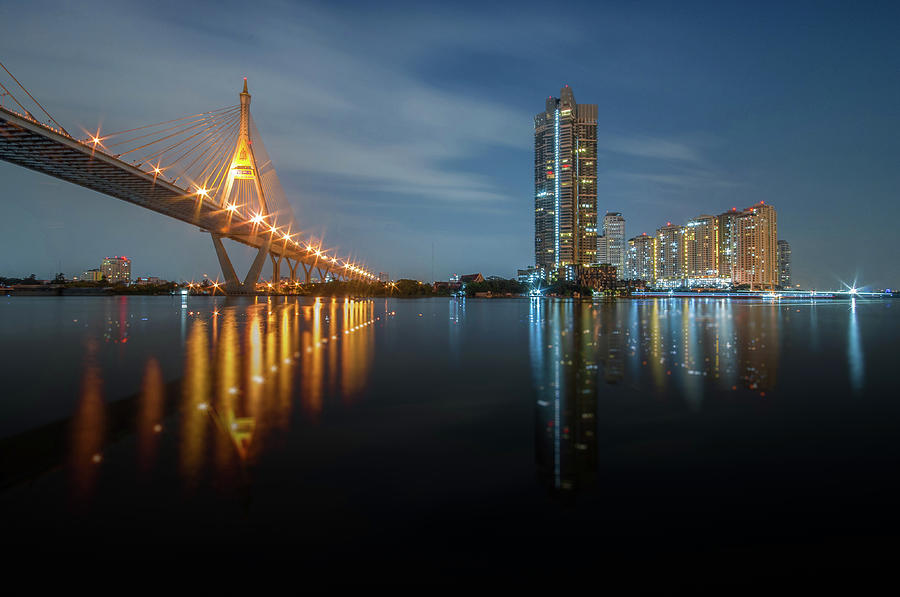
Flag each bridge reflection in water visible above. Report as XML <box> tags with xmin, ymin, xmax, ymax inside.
<box><xmin>65</xmin><ymin>298</ymin><xmax>376</xmax><ymax>500</ymax></box>
<box><xmin>531</xmin><ymin>298</ymin><xmax>783</xmax><ymax>494</ymax></box>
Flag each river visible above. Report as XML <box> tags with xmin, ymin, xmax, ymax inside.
<box><xmin>1</xmin><ymin>295</ymin><xmax>897</xmax><ymax>581</ymax></box>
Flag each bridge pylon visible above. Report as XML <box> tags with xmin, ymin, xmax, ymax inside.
<box><xmin>211</xmin><ymin>78</ymin><xmax>279</xmax><ymax>294</ymax></box>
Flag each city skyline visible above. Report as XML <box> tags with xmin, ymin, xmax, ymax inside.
<box><xmin>1</xmin><ymin>0</ymin><xmax>898</xmax><ymax>288</ymax></box>
<box><xmin>1</xmin><ymin>2</ymin><xmax>897</xmax><ymax>581</ymax></box>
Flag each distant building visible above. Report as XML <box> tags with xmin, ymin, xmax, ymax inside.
<box><xmin>596</xmin><ymin>235</ymin><xmax>608</xmax><ymax>265</ymax></box>
<box><xmin>517</xmin><ymin>266</ymin><xmax>542</xmax><ymax>286</ymax></box>
<box><xmin>435</xmin><ymin>272</ymin><xmax>483</xmax><ymax>294</ymax></box>
<box><xmin>656</xmin><ymin>223</ymin><xmax>684</xmax><ymax>285</ymax></box>
<box><xmin>82</xmin><ymin>268</ymin><xmax>103</xmax><ymax>282</ymax></box>
<box><xmin>716</xmin><ymin>208</ymin><xmax>742</xmax><ymax>282</ymax></box>
<box><xmin>534</xmin><ymin>85</ymin><xmax>598</xmax><ymax>270</ymax></box>
<box><xmin>683</xmin><ymin>214</ymin><xmax>719</xmax><ymax>285</ymax></box>
<box><xmin>601</xmin><ymin>212</ymin><xmax>626</xmax><ymax>279</ymax></box>
<box><xmin>571</xmin><ymin>264</ymin><xmax>617</xmax><ymax>291</ymax></box>
<box><xmin>777</xmin><ymin>240</ymin><xmax>792</xmax><ymax>287</ymax></box>
<box><xmin>101</xmin><ymin>256</ymin><xmax>131</xmax><ymax>284</ymax></box>
<box><xmin>626</xmin><ymin>233</ymin><xmax>657</xmax><ymax>282</ymax></box>
<box><xmin>135</xmin><ymin>276</ymin><xmax>165</xmax><ymax>285</ymax></box>
<box><xmin>734</xmin><ymin>202</ymin><xmax>777</xmax><ymax>289</ymax></box>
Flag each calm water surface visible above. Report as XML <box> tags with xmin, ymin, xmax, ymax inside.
<box><xmin>1</xmin><ymin>295</ymin><xmax>898</xmax><ymax>581</ymax></box>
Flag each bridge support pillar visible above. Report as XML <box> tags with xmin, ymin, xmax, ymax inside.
<box><xmin>302</xmin><ymin>262</ymin><xmax>312</xmax><ymax>285</ymax></box>
<box><xmin>211</xmin><ymin>233</ymin><xmax>241</xmax><ymax>290</ymax></box>
<box><xmin>270</xmin><ymin>252</ymin><xmax>283</xmax><ymax>291</ymax></box>
<box><xmin>211</xmin><ymin>232</ymin><xmax>272</xmax><ymax>295</ymax></box>
<box><xmin>286</xmin><ymin>259</ymin><xmax>298</xmax><ymax>292</ymax></box>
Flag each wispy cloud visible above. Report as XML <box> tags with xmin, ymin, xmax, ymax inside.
<box><xmin>599</xmin><ymin>134</ymin><xmax>703</xmax><ymax>162</ymax></box>
<box><xmin>608</xmin><ymin>169</ymin><xmax>738</xmax><ymax>190</ymax></box>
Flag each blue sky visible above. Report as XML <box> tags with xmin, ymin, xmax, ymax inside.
<box><xmin>1</xmin><ymin>0</ymin><xmax>898</xmax><ymax>287</ymax></box>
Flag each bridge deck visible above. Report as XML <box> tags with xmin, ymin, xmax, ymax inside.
<box><xmin>0</xmin><ymin>106</ymin><xmax>329</xmax><ymax>270</ymax></box>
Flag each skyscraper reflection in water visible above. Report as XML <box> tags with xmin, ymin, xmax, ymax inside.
<box><xmin>531</xmin><ymin>298</ymin><xmax>789</xmax><ymax>494</ymax></box>
<box><xmin>532</xmin><ymin>299</ymin><xmax>600</xmax><ymax>493</ymax></box>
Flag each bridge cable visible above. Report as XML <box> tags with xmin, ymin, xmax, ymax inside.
<box><xmin>0</xmin><ymin>60</ymin><xmax>70</xmax><ymax>136</ymax></box>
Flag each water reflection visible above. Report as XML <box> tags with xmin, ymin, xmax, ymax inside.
<box><xmin>68</xmin><ymin>340</ymin><xmax>105</xmax><ymax>501</ymax></box>
<box><xmin>529</xmin><ymin>298</ymin><xmax>826</xmax><ymax>493</ymax></box>
<box><xmin>180</xmin><ymin>318</ymin><xmax>210</xmax><ymax>486</ymax></box>
<box><xmin>532</xmin><ymin>300</ymin><xmax>599</xmax><ymax>492</ymax></box>
<box><xmin>848</xmin><ymin>298</ymin><xmax>864</xmax><ymax>394</ymax></box>
<box><xmin>5</xmin><ymin>296</ymin><xmax>875</xmax><ymax>509</ymax></box>
<box><xmin>47</xmin><ymin>298</ymin><xmax>378</xmax><ymax>499</ymax></box>
<box><xmin>137</xmin><ymin>358</ymin><xmax>164</xmax><ymax>476</ymax></box>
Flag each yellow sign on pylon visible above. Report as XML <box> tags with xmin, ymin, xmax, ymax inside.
<box><xmin>231</xmin><ymin>137</ymin><xmax>255</xmax><ymax>180</ymax></box>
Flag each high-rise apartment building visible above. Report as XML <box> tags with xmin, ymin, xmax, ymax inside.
<box><xmin>626</xmin><ymin>233</ymin><xmax>657</xmax><ymax>282</ymax></box>
<box><xmin>534</xmin><ymin>85</ymin><xmax>598</xmax><ymax>270</ymax></box>
<box><xmin>656</xmin><ymin>223</ymin><xmax>683</xmax><ymax>284</ymax></box>
<box><xmin>683</xmin><ymin>214</ymin><xmax>719</xmax><ymax>282</ymax></box>
<box><xmin>601</xmin><ymin>212</ymin><xmax>626</xmax><ymax>279</ymax></box>
<box><xmin>596</xmin><ymin>235</ymin><xmax>608</xmax><ymax>265</ymax></box>
<box><xmin>734</xmin><ymin>202</ymin><xmax>777</xmax><ymax>288</ymax></box>
<box><xmin>716</xmin><ymin>208</ymin><xmax>741</xmax><ymax>282</ymax></box>
<box><xmin>777</xmin><ymin>240</ymin><xmax>792</xmax><ymax>288</ymax></box>
<box><xmin>101</xmin><ymin>256</ymin><xmax>131</xmax><ymax>284</ymax></box>
<box><xmin>81</xmin><ymin>269</ymin><xmax>102</xmax><ymax>282</ymax></box>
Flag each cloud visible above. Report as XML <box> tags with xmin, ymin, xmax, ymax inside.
<box><xmin>608</xmin><ymin>170</ymin><xmax>738</xmax><ymax>189</ymax></box>
<box><xmin>599</xmin><ymin>134</ymin><xmax>703</xmax><ymax>162</ymax></box>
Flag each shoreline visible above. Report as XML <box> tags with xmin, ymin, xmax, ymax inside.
<box><xmin>2</xmin><ymin>290</ymin><xmax>892</xmax><ymax>300</ymax></box>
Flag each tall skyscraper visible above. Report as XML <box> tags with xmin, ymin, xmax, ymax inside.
<box><xmin>626</xmin><ymin>233</ymin><xmax>657</xmax><ymax>282</ymax></box>
<box><xmin>534</xmin><ymin>85</ymin><xmax>598</xmax><ymax>270</ymax></box>
<box><xmin>602</xmin><ymin>212</ymin><xmax>626</xmax><ymax>279</ymax></box>
<box><xmin>777</xmin><ymin>240</ymin><xmax>792</xmax><ymax>288</ymax></box>
<box><xmin>734</xmin><ymin>202</ymin><xmax>777</xmax><ymax>288</ymax></box>
<box><xmin>656</xmin><ymin>222</ymin><xmax>683</xmax><ymax>284</ymax></box>
<box><xmin>101</xmin><ymin>256</ymin><xmax>131</xmax><ymax>284</ymax></box>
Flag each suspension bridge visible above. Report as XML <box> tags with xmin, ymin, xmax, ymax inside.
<box><xmin>0</xmin><ymin>63</ymin><xmax>377</xmax><ymax>293</ymax></box>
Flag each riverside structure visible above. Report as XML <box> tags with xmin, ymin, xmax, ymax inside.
<box><xmin>624</xmin><ymin>201</ymin><xmax>781</xmax><ymax>290</ymax></box>
<box><xmin>534</xmin><ymin>85</ymin><xmax>598</xmax><ymax>270</ymax></box>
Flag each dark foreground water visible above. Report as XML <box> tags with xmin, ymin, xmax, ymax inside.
<box><xmin>1</xmin><ymin>295</ymin><xmax>898</xmax><ymax>583</ymax></box>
